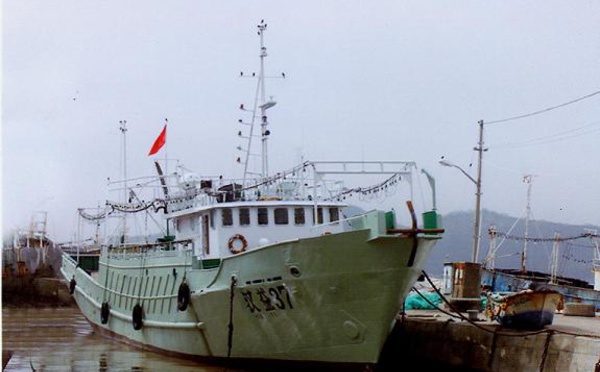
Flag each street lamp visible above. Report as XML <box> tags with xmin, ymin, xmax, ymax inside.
<box><xmin>439</xmin><ymin>120</ymin><xmax>486</xmax><ymax>263</ymax></box>
<box><xmin>439</xmin><ymin>158</ymin><xmax>482</xmax><ymax>263</ymax></box>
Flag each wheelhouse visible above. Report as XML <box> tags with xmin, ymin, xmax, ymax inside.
<box><xmin>169</xmin><ymin>200</ymin><xmax>347</xmax><ymax>261</ymax></box>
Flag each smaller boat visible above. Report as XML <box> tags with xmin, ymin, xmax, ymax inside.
<box><xmin>2</xmin><ymin>211</ymin><xmax>60</xmax><ymax>279</ymax></box>
<box><xmin>2</xmin><ymin>211</ymin><xmax>67</xmax><ymax>306</ymax></box>
<box><xmin>485</xmin><ymin>289</ymin><xmax>563</xmax><ymax>329</ymax></box>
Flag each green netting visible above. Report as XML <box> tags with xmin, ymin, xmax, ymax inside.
<box><xmin>405</xmin><ymin>291</ymin><xmax>489</xmax><ymax>310</ymax></box>
<box><xmin>404</xmin><ymin>291</ymin><xmax>442</xmax><ymax>310</ymax></box>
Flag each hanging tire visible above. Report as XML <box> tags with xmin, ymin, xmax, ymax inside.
<box><xmin>69</xmin><ymin>277</ymin><xmax>76</xmax><ymax>295</ymax></box>
<box><xmin>100</xmin><ymin>302</ymin><xmax>110</xmax><ymax>324</ymax></box>
<box><xmin>177</xmin><ymin>282</ymin><xmax>191</xmax><ymax>311</ymax></box>
<box><xmin>132</xmin><ymin>304</ymin><xmax>144</xmax><ymax>330</ymax></box>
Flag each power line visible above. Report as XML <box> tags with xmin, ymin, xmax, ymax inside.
<box><xmin>486</xmin><ymin>89</ymin><xmax>600</xmax><ymax>125</ymax></box>
<box><xmin>491</xmin><ymin>120</ymin><xmax>600</xmax><ymax>149</ymax></box>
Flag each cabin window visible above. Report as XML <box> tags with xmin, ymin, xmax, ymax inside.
<box><xmin>202</xmin><ymin>215</ymin><xmax>210</xmax><ymax>255</ymax></box>
<box><xmin>222</xmin><ymin>208</ymin><xmax>233</xmax><ymax>226</ymax></box>
<box><xmin>329</xmin><ymin>207</ymin><xmax>339</xmax><ymax>223</ymax></box>
<box><xmin>239</xmin><ymin>208</ymin><xmax>250</xmax><ymax>226</ymax></box>
<box><xmin>313</xmin><ymin>207</ymin><xmax>323</xmax><ymax>224</ymax></box>
<box><xmin>174</xmin><ymin>219</ymin><xmax>180</xmax><ymax>233</ymax></box>
<box><xmin>257</xmin><ymin>207</ymin><xmax>269</xmax><ymax>225</ymax></box>
<box><xmin>294</xmin><ymin>208</ymin><xmax>305</xmax><ymax>225</ymax></box>
<box><xmin>274</xmin><ymin>208</ymin><xmax>289</xmax><ymax>225</ymax></box>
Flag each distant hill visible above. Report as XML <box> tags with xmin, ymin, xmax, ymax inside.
<box><xmin>423</xmin><ymin>210</ymin><xmax>599</xmax><ymax>285</ymax></box>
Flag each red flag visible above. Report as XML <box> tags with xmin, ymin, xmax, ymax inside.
<box><xmin>148</xmin><ymin>125</ymin><xmax>167</xmax><ymax>156</ymax></box>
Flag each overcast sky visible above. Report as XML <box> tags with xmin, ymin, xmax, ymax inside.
<box><xmin>3</xmin><ymin>1</ymin><xmax>600</xmax><ymax>242</ymax></box>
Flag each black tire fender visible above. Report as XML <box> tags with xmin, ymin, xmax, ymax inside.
<box><xmin>69</xmin><ymin>277</ymin><xmax>76</xmax><ymax>295</ymax></box>
<box><xmin>177</xmin><ymin>282</ymin><xmax>191</xmax><ymax>311</ymax></box>
<box><xmin>100</xmin><ymin>302</ymin><xmax>110</xmax><ymax>324</ymax></box>
<box><xmin>132</xmin><ymin>303</ymin><xmax>144</xmax><ymax>330</ymax></box>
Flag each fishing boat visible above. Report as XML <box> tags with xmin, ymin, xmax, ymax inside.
<box><xmin>2</xmin><ymin>211</ymin><xmax>66</xmax><ymax>305</ymax></box>
<box><xmin>481</xmin><ymin>266</ymin><xmax>600</xmax><ymax>312</ymax></box>
<box><xmin>481</xmin><ymin>176</ymin><xmax>600</xmax><ymax>312</ymax></box>
<box><xmin>485</xmin><ymin>289</ymin><xmax>563</xmax><ymax>329</ymax></box>
<box><xmin>3</xmin><ymin>211</ymin><xmax>59</xmax><ymax>278</ymax></box>
<box><xmin>60</xmin><ymin>21</ymin><xmax>444</xmax><ymax>369</ymax></box>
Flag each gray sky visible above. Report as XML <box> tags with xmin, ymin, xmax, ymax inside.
<box><xmin>3</xmin><ymin>1</ymin><xmax>600</xmax><ymax>242</ymax></box>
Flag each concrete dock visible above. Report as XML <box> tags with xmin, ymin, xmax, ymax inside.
<box><xmin>380</xmin><ymin>308</ymin><xmax>600</xmax><ymax>371</ymax></box>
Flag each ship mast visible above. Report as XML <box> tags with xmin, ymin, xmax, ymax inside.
<box><xmin>119</xmin><ymin>120</ymin><xmax>128</xmax><ymax>244</ymax></box>
<box><xmin>590</xmin><ymin>231</ymin><xmax>600</xmax><ymax>291</ymax></box>
<box><xmin>485</xmin><ymin>226</ymin><xmax>498</xmax><ymax>269</ymax></box>
<box><xmin>549</xmin><ymin>232</ymin><xmax>560</xmax><ymax>284</ymax></box>
<box><xmin>521</xmin><ymin>174</ymin><xmax>533</xmax><ymax>273</ymax></box>
<box><xmin>239</xmin><ymin>20</ymin><xmax>278</xmax><ymax>184</ymax></box>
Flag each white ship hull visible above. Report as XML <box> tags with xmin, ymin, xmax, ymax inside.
<box><xmin>62</xmin><ymin>214</ymin><xmax>440</xmax><ymax>367</ymax></box>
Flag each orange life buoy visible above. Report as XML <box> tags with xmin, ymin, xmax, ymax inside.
<box><xmin>228</xmin><ymin>234</ymin><xmax>248</xmax><ymax>254</ymax></box>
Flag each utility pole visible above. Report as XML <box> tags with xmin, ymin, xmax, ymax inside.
<box><xmin>439</xmin><ymin>119</ymin><xmax>486</xmax><ymax>263</ymax></box>
<box><xmin>472</xmin><ymin>119</ymin><xmax>486</xmax><ymax>263</ymax></box>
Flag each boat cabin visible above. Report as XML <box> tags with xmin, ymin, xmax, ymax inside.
<box><xmin>169</xmin><ymin>200</ymin><xmax>347</xmax><ymax>261</ymax></box>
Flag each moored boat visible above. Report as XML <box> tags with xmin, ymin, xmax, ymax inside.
<box><xmin>481</xmin><ymin>176</ymin><xmax>600</xmax><ymax>312</ymax></box>
<box><xmin>482</xmin><ymin>267</ymin><xmax>600</xmax><ymax>312</ymax></box>
<box><xmin>485</xmin><ymin>289</ymin><xmax>563</xmax><ymax>329</ymax></box>
<box><xmin>2</xmin><ymin>211</ymin><xmax>68</xmax><ymax>305</ymax></box>
<box><xmin>3</xmin><ymin>211</ymin><xmax>59</xmax><ymax>278</ymax></box>
<box><xmin>482</xmin><ymin>225</ymin><xmax>600</xmax><ymax>312</ymax></box>
<box><xmin>60</xmin><ymin>21</ymin><xmax>445</xmax><ymax>369</ymax></box>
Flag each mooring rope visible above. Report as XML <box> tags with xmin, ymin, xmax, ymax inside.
<box><xmin>539</xmin><ymin>330</ymin><xmax>554</xmax><ymax>372</ymax></box>
<box><xmin>137</xmin><ymin>246</ymin><xmax>148</xmax><ymax>306</ymax></box>
<box><xmin>420</xmin><ymin>270</ymin><xmax>555</xmax><ymax>337</ymax></box>
<box><xmin>411</xmin><ymin>286</ymin><xmax>461</xmax><ymax>320</ymax></box>
<box><xmin>102</xmin><ymin>245</ymin><xmax>111</xmax><ymax>303</ymax></box>
<box><xmin>227</xmin><ymin>275</ymin><xmax>237</xmax><ymax>358</ymax></box>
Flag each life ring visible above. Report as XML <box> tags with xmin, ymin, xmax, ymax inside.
<box><xmin>69</xmin><ymin>277</ymin><xmax>76</xmax><ymax>295</ymax></box>
<box><xmin>132</xmin><ymin>303</ymin><xmax>144</xmax><ymax>330</ymax></box>
<box><xmin>177</xmin><ymin>282</ymin><xmax>191</xmax><ymax>311</ymax></box>
<box><xmin>228</xmin><ymin>234</ymin><xmax>248</xmax><ymax>254</ymax></box>
<box><xmin>100</xmin><ymin>301</ymin><xmax>110</xmax><ymax>324</ymax></box>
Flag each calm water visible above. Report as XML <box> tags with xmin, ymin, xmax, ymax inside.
<box><xmin>2</xmin><ymin>307</ymin><xmax>465</xmax><ymax>372</ymax></box>
<box><xmin>2</xmin><ymin>307</ymin><xmax>246</xmax><ymax>372</ymax></box>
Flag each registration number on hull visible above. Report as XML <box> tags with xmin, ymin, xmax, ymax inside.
<box><xmin>241</xmin><ymin>285</ymin><xmax>294</xmax><ymax>317</ymax></box>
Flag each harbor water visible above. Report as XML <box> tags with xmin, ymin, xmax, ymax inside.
<box><xmin>2</xmin><ymin>307</ymin><xmax>241</xmax><ymax>371</ymax></box>
<box><xmin>2</xmin><ymin>306</ymin><xmax>470</xmax><ymax>371</ymax></box>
